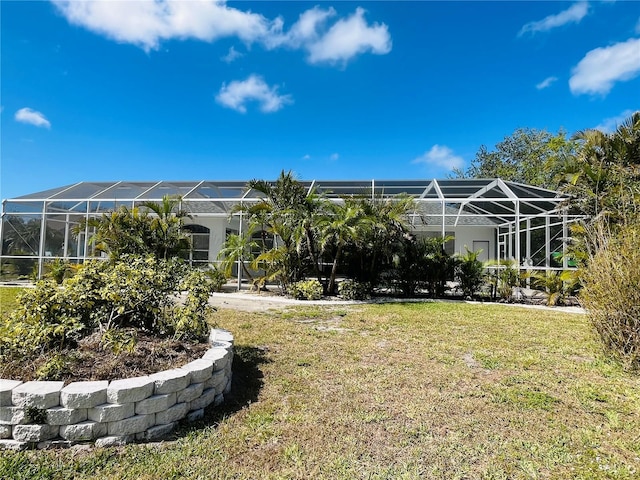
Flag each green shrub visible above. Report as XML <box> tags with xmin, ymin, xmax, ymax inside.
<box><xmin>172</xmin><ymin>269</ymin><xmax>217</xmax><ymax>340</ymax></box>
<box><xmin>531</xmin><ymin>270</ymin><xmax>579</xmax><ymax>306</ymax></box>
<box><xmin>580</xmin><ymin>221</ymin><xmax>640</xmax><ymax>370</ymax></box>
<box><xmin>35</xmin><ymin>353</ymin><xmax>74</xmax><ymax>380</ymax></box>
<box><xmin>205</xmin><ymin>265</ymin><xmax>227</xmax><ymax>292</ymax></box>
<box><xmin>288</xmin><ymin>279</ymin><xmax>323</xmax><ymax>300</ymax></box>
<box><xmin>498</xmin><ymin>264</ymin><xmax>520</xmax><ymax>300</ymax></box>
<box><xmin>44</xmin><ymin>258</ymin><xmax>74</xmax><ymax>284</ymax></box>
<box><xmin>0</xmin><ymin>280</ymin><xmax>86</xmax><ymax>358</ymax></box>
<box><xmin>0</xmin><ymin>255</ymin><xmax>217</xmax><ymax>362</ymax></box>
<box><xmin>338</xmin><ymin>280</ymin><xmax>370</xmax><ymax>300</ymax></box>
<box><xmin>456</xmin><ymin>248</ymin><xmax>485</xmax><ymax>298</ymax></box>
<box><xmin>100</xmin><ymin>328</ymin><xmax>137</xmax><ymax>354</ymax></box>
<box><xmin>484</xmin><ymin>261</ymin><xmax>520</xmax><ymax>301</ymax></box>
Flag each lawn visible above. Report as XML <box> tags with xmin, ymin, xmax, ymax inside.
<box><xmin>1</xmin><ymin>298</ymin><xmax>639</xmax><ymax>479</ymax></box>
<box><xmin>0</xmin><ymin>286</ymin><xmax>23</xmax><ymax>318</ymax></box>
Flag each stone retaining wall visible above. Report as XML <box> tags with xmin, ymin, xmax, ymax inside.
<box><xmin>0</xmin><ymin>328</ymin><xmax>234</xmax><ymax>450</ymax></box>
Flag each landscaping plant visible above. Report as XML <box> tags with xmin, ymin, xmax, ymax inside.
<box><xmin>456</xmin><ymin>248</ymin><xmax>484</xmax><ymax>298</ymax></box>
<box><xmin>288</xmin><ymin>279</ymin><xmax>323</xmax><ymax>300</ymax></box>
<box><xmin>0</xmin><ymin>255</ymin><xmax>218</xmax><ymax>374</ymax></box>
<box><xmin>580</xmin><ymin>220</ymin><xmax>640</xmax><ymax>370</ymax></box>
<box><xmin>338</xmin><ymin>279</ymin><xmax>370</xmax><ymax>300</ymax></box>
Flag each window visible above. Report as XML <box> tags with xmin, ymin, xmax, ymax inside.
<box><xmin>182</xmin><ymin>224</ymin><xmax>210</xmax><ymax>266</ymax></box>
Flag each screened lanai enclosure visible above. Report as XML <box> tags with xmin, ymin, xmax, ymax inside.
<box><xmin>0</xmin><ymin>178</ymin><xmax>584</xmax><ymax>281</ymax></box>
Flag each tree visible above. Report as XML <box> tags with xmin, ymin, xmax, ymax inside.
<box><xmin>389</xmin><ymin>233</ymin><xmax>430</xmax><ymax>297</ymax></box>
<box><xmin>456</xmin><ymin>248</ymin><xmax>485</xmax><ymax>298</ymax></box>
<box><xmin>319</xmin><ymin>198</ymin><xmax>369</xmax><ymax>294</ymax></box>
<box><xmin>455</xmin><ymin>128</ymin><xmax>576</xmax><ymax>189</ymax></box>
<box><xmin>76</xmin><ymin>195</ymin><xmax>191</xmax><ymax>261</ymax></box>
<box><xmin>142</xmin><ymin>196</ymin><xmax>191</xmax><ymax>260</ymax></box>
<box><xmin>217</xmin><ymin>230</ymin><xmax>259</xmax><ymax>283</ymax></box>
<box><xmin>242</xmin><ymin>170</ymin><xmax>322</xmax><ymax>289</ymax></box>
<box><xmin>562</xmin><ymin>111</ymin><xmax>640</xmax><ymax>221</ymax></box>
<box><xmin>79</xmin><ymin>206</ymin><xmax>153</xmax><ymax>259</ymax></box>
<box><xmin>344</xmin><ymin>194</ymin><xmax>414</xmax><ymax>289</ymax></box>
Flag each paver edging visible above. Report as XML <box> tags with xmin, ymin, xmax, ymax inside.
<box><xmin>0</xmin><ymin>328</ymin><xmax>234</xmax><ymax>449</ymax></box>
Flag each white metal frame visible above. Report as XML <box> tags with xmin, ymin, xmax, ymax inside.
<box><xmin>0</xmin><ymin>179</ymin><xmax>587</xmax><ymax>280</ymax></box>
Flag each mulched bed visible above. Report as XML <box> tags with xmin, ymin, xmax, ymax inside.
<box><xmin>0</xmin><ymin>333</ymin><xmax>210</xmax><ymax>383</ymax></box>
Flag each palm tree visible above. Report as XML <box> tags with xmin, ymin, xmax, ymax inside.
<box><xmin>243</xmin><ymin>170</ymin><xmax>320</xmax><ymax>287</ymax></box>
<box><xmin>246</xmin><ymin>170</ymin><xmax>308</xmax><ymax>251</ymax></box>
<box><xmin>292</xmin><ymin>188</ymin><xmax>327</xmax><ymax>285</ymax></box>
<box><xmin>564</xmin><ymin>111</ymin><xmax>640</xmax><ymax>221</ymax></box>
<box><xmin>77</xmin><ymin>206</ymin><xmax>151</xmax><ymax>258</ymax></box>
<box><xmin>2</xmin><ymin>217</ymin><xmax>42</xmax><ymax>255</ymax></box>
<box><xmin>74</xmin><ymin>195</ymin><xmax>191</xmax><ymax>261</ymax></box>
<box><xmin>354</xmin><ymin>193</ymin><xmax>414</xmax><ymax>287</ymax></box>
<box><xmin>142</xmin><ymin>196</ymin><xmax>191</xmax><ymax>260</ymax></box>
<box><xmin>319</xmin><ymin>198</ymin><xmax>368</xmax><ymax>294</ymax></box>
<box><xmin>217</xmin><ymin>230</ymin><xmax>259</xmax><ymax>283</ymax></box>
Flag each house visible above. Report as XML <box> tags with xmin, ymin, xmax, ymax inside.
<box><xmin>0</xmin><ymin>178</ymin><xmax>583</xmax><ymax>280</ymax></box>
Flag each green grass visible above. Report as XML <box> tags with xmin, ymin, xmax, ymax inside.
<box><xmin>2</xmin><ymin>296</ymin><xmax>640</xmax><ymax>479</ymax></box>
<box><xmin>0</xmin><ymin>286</ymin><xmax>23</xmax><ymax>318</ymax></box>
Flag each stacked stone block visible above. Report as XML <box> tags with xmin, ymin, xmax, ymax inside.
<box><xmin>0</xmin><ymin>328</ymin><xmax>234</xmax><ymax>449</ymax></box>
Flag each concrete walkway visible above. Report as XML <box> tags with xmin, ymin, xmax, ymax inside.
<box><xmin>208</xmin><ymin>290</ymin><xmax>586</xmax><ymax>314</ymax></box>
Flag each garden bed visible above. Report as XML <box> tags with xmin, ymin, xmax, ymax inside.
<box><xmin>0</xmin><ymin>329</ymin><xmax>234</xmax><ymax>450</ymax></box>
<box><xmin>0</xmin><ymin>332</ymin><xmax>211</xmax><ymax>383</ymax></box>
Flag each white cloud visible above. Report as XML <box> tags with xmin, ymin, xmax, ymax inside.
<box><xmin>519</xmin><ymin>2</ymin><xmax>589</xmax><ymax>36</ymax></box>
<box><xmin>14</xmin><ymin>108</ymin><xmax>51</xmax><ymax>128</ymax></box>
<box><xmin>216</xmin><ymin>75</ymin><xmax>292</xmax><ymax>113</ymax></box>
<box><xmin>275</xmin><ymin>6</ymin><xmax>337</xmax><ymax>49</ymax></box>
<box><xmin>569</xmin><ymin>37</ymin><xmax>640</xmax><ymax>95</ymax></box>
<box><xmin>594</xmin><ymin>109</ymin><xmax>639</xmax><ymax>133</ymax></box>
<box><xmin>329</xmin><ymin>153</ymin><xmax>339</xmax><ymax>161</ymax></box>
<box><xmin>302</xmin><ymin>154</ymin><xmax>311</xmax><ymax>160</ymax></box>
<box><xmin>221</xmin><ymin>46</ymin><xmax>243</xmax><ymax>63</ymax></box>
<box><xmin>52</xmin><ymin>0</ymin><xmax>274</xmax><ymax>51</ymax></box>
<box><xmin>412</xmin><ymin>145</ymin><xmax>464</xmax><ymax>171</ymax></box>
<box><xmin>536</xmin><ymin>76</ymin><xmax>558</xmax><ymax>90</ymax></box>
<box><xmin>306</xmin><ymin>7</ymin><xmax>391</xmax><ymax>65</ymax></box>
<box><xmin>52</xmin><ymin>1</ymin><xmax>392</xmax><ymax>65</ymax></box>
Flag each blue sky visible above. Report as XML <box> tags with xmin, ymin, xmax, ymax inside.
<box><xmin>2</xmin><ymin>1</ymin><xmax>639</xmax><ymax>200</ymax></box>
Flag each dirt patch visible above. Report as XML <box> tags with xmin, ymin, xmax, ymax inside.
<box><xmin>0</xmin><ymin>333</ymin><xmax>210</xmax><ymax>383</ymax></box>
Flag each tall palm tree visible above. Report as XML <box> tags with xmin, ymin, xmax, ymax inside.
<box><xmin>244</xmin><ymin>170</ymin><xmax>320</xmax><ymax>286</ymax></box>
<box><xmin>319</xmin><ymin>198</ymin><xmax>369</xmax><ymax>294</ymax></box>
<box><xmin>292</xmin><ymin>188</ymin><xmax>328</xmax><ymax>285</ymax></box>
<box><xmin>355</xmin><ymin>193</ymin><xmax>414</xmax><ymax>286</ymax></box>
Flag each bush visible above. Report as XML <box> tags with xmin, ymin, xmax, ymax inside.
<box><xmin>456</xmin><ymin>248</ymin><xmax>484</xmax><ymax>298</ymax></box>
<box><xmin>36</xmin><ymin>353</ymin><xmax>74</xmax><ymax>380</ymax></box>
<box><xmin>172</xmin><ymin>269</ymin><xmax>216</xmax><ymax>340</ymax></box>
<box><xmin>338</xmin><ymin>280</ymin><xmax>370</xmax><ymax>300</ymax></box>
<box><xmin>485</xmin><ymin>261</ymin><xmax>520</xmax><ymax>301</ymax></box>
<box><xmin>205</xmin><ymin>265</ymin><xmax>227</xmax><ymax>292</ymax></box>
<box><xmin>0</xmin><ymin>279</ymin><xmax>86</xmax><ymax>359</ymax></box>
<box><xmin>531</xmin><ymin>270</ymin><xmax>579</xmax><ymax>306</ymax></box>
<box><xmin>44</xmin><ymin>258</ymin><xmax>74</xmax><ymax>284</ymax></box>
<box><xmin>288</xmin><ymin>279</ymin><xmax>323</xmax><ymax>300</ymax></box>
<box><xmin>100</xmin><ymin>328</ymin><xmax>137</xmax><ymax>354</ymax></box>
<box><xmin>0</xmin><ymin>255</ymin><xmax>217</xmax><ymax>362</ymax></box>
<box><xmin>580</xmin><ymin>221</ymin><xmax>640</xmax><ymax>370</ymax></box>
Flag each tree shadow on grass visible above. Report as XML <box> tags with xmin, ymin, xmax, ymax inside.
<box><xmin>172</xmin><ymin>345</ymin><xmax>271</xmax><ymax>437</ymax></box>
